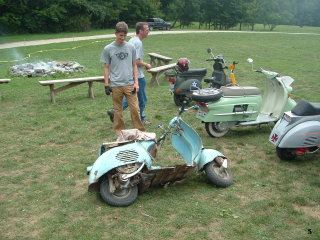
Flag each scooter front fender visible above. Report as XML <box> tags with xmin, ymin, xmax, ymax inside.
<box><xmin>88</xmin><ymin>142</ymin><xmax>153</xmax><ymax>186</ymax></box>
<box><xmin>198</xmin><ymin>149</ymin><xmax>226</xmax><ymax>170</ymax></box>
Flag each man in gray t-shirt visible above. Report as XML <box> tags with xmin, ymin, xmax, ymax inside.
<box><xmin>100</xmin><ymin>21</ymin><xmax>145</xmax><ymax>135</ymax></box>
<box><xmin>106</xmin><ymin>22</ymin><xmax>152</xmax><ymax>125</ymax></box>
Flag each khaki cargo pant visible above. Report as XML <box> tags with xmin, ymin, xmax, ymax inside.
<box><xmin>111</xmin><ymin>85</ymin><xmax>145</xmax><ymax>135</ymax></box>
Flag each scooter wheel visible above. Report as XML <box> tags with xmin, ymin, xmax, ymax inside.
<box><xmin>276</xmin><ymin>147</ymin><xmax>297</xmax><ymax>161</ymax></box>
<box><xmin>204</xmin><ymin>160</ymin><xmax>233</xmax><ymax>187</ymax></box>
<box><xmin>205</xmin><ymin>122</ymin><xmax>229</xmax><ymax>138</ymax></box>
<box><xmin>100</xmin><ymin>175</ymin><xmax>138</xmax><ymax>207</ymax></box>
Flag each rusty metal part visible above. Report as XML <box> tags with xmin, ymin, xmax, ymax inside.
<box><xmin>120</xmin><ymin>162</ymin><xmax>145</xmax><ymax>180</ymax></box>
<box><xmin>214</xmin><ymin>156</ymin><xmax>224</xmax><ymax>167</ymax></box>
<box><xmin>116</xmin><ymin>163</ymin><xmax>140</xmax><ymax>174</ymax></box>
<box><xmin>146</xmin><ymin>164</ymin><xmax>195</xmax><ymax>187</ymax></box>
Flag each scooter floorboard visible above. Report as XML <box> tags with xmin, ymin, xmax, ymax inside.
<box><xmin>147</xmin><ymin>164</ymin><xmax>195</xmax><ymax>187</ymax></box>
<box><xmin>238</xmin><ymin>113</ymin><xmax>277</xmax><ymax>126</ymax></box>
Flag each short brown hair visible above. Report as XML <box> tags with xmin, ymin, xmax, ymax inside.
<box><xmin>115</xmin><ymin>21</ymin><xmax>128</xmax><ymax>33</ymax></box>
<box><xmin>136</xmin><ymin>22</ymin><xmax>148</xmax><ymax>34</ymax></box>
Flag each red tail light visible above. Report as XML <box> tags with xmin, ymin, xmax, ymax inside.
<box><xmin>196</xmin><ymin>101</ymin><xmax>208</xmax><ymax>108</ymax></box>
<box><xmin>168</xmin><ymin>77</ymin><xmax>175</xmax><ymax>83</ymax></box>
<box><xmin>296</xmin><ymin>148</ymin><xmax>309</xmax><ymax>155</ymax></box>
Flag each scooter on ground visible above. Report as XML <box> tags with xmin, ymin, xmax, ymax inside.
<box><xmin>269</xmin><ymin>99</ymin><xmax>320</xmax><ymax>160</ymax></box>
<box><xmin>191</xmin><ymin>58</ymin><xmax>297</xmax><ymax>137</ymax></box>
<box><xmin>87</xmin><ymin>102</ymin><xmax>233</xmax><ymax>207</ymax></box>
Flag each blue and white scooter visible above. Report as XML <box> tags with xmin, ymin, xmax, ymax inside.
<box><xmin>269</xmin><ymin>100</ymin><xmax>320</xmax><ymax>160</ymax></box>
<box><xmin>87</xmin><ymin>103</ymin><xmax>233</xmax><ymax>207</ymax></box>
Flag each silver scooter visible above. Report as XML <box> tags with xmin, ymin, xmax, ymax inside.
<box><xmin>269</xmin><ymin>99</ymin><xmax>320</xmax><ymax>160</ymax></box>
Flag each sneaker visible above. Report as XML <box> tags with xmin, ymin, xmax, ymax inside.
<box><xmin>107</xmin><ymin>109</ymin><xmax>114</xmax><ymax>123</ymax></box>
<box><xmin>142</xmin><ymin>120</ymin><xmax>151</xmax><ymax>125</ymax></box>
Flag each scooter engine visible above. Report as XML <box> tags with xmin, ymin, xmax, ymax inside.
<box><xmin>116</xmin><ymin>163</ymin><xmax>141</xmax><ymax>174</ymax></box>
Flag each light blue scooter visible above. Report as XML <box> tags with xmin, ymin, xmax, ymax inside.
<box><xmin>87</xmin><ymin>103</ymin><xmax>233</xmax><ymax>207</ymax></box>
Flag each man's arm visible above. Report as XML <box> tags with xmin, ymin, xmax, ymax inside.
<box><xmin>132</xmin><ymin>61</ymin><xmax>139</xmax><ymax>92</ymax></box>
<box><xmin>103</xmin><ymin>64</ymin><xmax>110</xmax><ymax>86</ymax></box>
<box><xmin>136</xmin><ymin>59</ymin><xmax>151</xmax><ymax>70</ymax></box>
<box><xmin>103</xmin><ymin>63</ymin><xmax>112</xmax><ymax>95</ymax></box>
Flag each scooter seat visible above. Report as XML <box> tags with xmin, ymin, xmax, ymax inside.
<box><xmin>292</xmin><ymin>99</ymin><xmax>320</xmax><ymax>116</ymax></box>
<box><xmin>221</xmin><ymin>86</ymin><xmax>260</xmax><ymax>96</ymax></box>
<box><xmin>179</xmin><ymin>68</ymin><xmax>207</xmax><ymax>77</ymax></box>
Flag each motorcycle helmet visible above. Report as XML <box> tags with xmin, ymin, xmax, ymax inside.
<box><xmin>177</xmin><ymin>58</ymin><xmax>190</xmax><ymax>71</ymax></box>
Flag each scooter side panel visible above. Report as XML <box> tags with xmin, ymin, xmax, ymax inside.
<box><xmin>174</xmin><ymin>78</ymin><xmax>202</xmax><ymax>95</ymax></box>
<box><xmin>197</xmin><ymin>96</ymin><xmax>262</xmax><ymax>122</ymax></box>
<box><xmin>278</xmin><ymin>121</ymin><xmax>320</xmax><ymax>148</ymax></box>
<box><xmin>171</xmin><ymin>119</ymin><xmax>203</xmax><ymax>165</ymax></box>
<box><xmin>198</xmin><ymin>149</ymin><xmax>226</xmax><ymax>170</ymax></box>
<box><xmin>88</xmin><ymin>142</ymin><xmax>153</xmax><ymax>185</ymax></box>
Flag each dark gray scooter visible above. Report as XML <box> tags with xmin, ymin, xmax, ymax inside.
<box><xmin>269</xmin><ymin>100</ymin><xmax>320</xmax><ymax>160</ymax></box>
<box><xmin>168</xmin><ymin>58</ymin><xmax>207</xmax><ymax>106</ymax></box>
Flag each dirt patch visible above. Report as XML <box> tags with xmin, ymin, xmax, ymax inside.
<box><xmin>293</xmin><ymin>204</ymin><xmax>320</xmax><ymax>220</ymax></box>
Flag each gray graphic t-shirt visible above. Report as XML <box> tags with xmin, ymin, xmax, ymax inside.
<box><xmin>128</xmin><ymin>37</ymin><xmax>144</xmax><ymax>78</ymax></box>
<box><xmin>100</xmin><ymin>41</ymin><xmax>136</xmax><ymax>87</ymax></box>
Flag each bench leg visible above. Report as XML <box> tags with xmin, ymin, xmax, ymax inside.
<box><xmin>150</xmin><ymin>72</ymin><xmax>163</xmax><ymax>86</ymax></box>
<box><xmin>49</xmin><ymin>85</ymin><xmax>56</xmax><ymax>103</ymax></box>
<box><xmin>88</xmin><ymin>82</ymin><xmax>94</xmax><ymax>99</ymax></box>
<box><xmin>149</xmin><ymin>73</ymin><xmax>158</xmax><ymax>86</ymax></box>
<box><xmin>150</xmin><ymin>57</ymin><xmax>156</xmax><ymax>66</ymax></box>
<box><xmin>156</xmin><ymin>59</ymin><xmax>162</xmax><ymax>67</ymax></box>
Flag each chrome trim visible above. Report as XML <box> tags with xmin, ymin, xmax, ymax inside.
<box><xmin>120</xmin><ymin>162</ymin><xmax>145</xmax><ymax>180</ymax></box>
<box><xmin>214</xmin><ymin>111</ymin><xmax>258</xmax><ymax>116</ymax></box>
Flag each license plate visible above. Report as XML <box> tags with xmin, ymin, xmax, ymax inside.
<box><xmin>169</xmin><ymin>83</ymin><xmax>174</xmax><ymax>92</ymax></box>
<box><xmin>198</xmin><ymin>109</ymin><xmax>207</xmax><ymax>117</ymax></box>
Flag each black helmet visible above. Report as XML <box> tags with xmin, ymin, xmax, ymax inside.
<box><xmin>177</xmin><ymin>58</ymin><xmax>190</xmax><ymax>71</ymax></box>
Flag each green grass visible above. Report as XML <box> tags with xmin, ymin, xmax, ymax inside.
<box><xmin>1</xmin><ymin>28</ymin><xmax>320</xmax><ymax>240</ymax></box>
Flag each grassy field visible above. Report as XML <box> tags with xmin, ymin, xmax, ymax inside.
<box><xmin>0</xmin><ymin>27</ymin><xmax>320</xmax><ymax>239</ymax></box>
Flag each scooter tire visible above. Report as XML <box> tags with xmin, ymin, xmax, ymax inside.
<box><xmin>100</xmin><ymin>175</ymin><xmax>138</xmax><ymax>207</ymax></box>
<box><xmin>205</xmin><ymin>122</ymin><xmax>229</xmax><ymax>138</ymax></box>
<box><xmin>204</xmin><ymin>161</ymin><xmax>233</xmax><ymax>187</ymax></box>
<box><xmin>276</xmin><ymin>147</ymin><xmax>297</xmax><ymax>161</ymax></box>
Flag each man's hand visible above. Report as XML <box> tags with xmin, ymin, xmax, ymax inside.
<box><xmin>133</xmin><ymin>82</ymin><xmax>139</xmax><ymax>93</ymax></box>
<box><xmin>105</xmin><ymin>86</ymin><xmax>112</xmax><ymax>95</ymax></box>
<box><xmin>145</xmin><ymin>63</ymin><xmax>152</xmax><ymax>70</ymax></box>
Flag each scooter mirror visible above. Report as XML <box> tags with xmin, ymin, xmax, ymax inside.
<box><xmin>207</xmin><ymin>48</ymin><xmax>212</xmax><ymax>54</ymax></box>
<box><xmin>247</xmin><ymin>58</ymin><xmax>253</xmax><ymax>63</ymax></box>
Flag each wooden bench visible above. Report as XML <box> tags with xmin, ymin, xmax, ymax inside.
<box><xmin>147</xmin><ymin>63</ymin><xmax>176</xmax><ymax>85</ymax></box>
<box><xmin>0</xmin><ymin>79</ymin><xmax>11</xmax><ymax>84</ymax></box>
<box><xmin>148</xmin><ymin>53</ymin><xmax>173</xmax><ymax>67</ymax></box>
<box><xmin>39</xmin><ymin>76</ymin><xmax>104</xmax><ymax>103</ymax></box>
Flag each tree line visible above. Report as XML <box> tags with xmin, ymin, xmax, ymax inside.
<box><xmin>0</xmin><ymin>0</ymin><xmax>319</xmax><ymax>35</ymax></box>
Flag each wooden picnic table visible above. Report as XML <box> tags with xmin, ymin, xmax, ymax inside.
<box><xmin>148</xmin><ymin>53</ymin><xmax>173</xmax><ymax>67</ymax></box>
<box><xmin>147</xmin><ymin>63</ymin><xmax>177</xmax><ymax>85</ymax></box>
<box><xmin>39</xmin><ymin>76</ymin><xmax>104</xmax><ymax>103</ymax></box>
